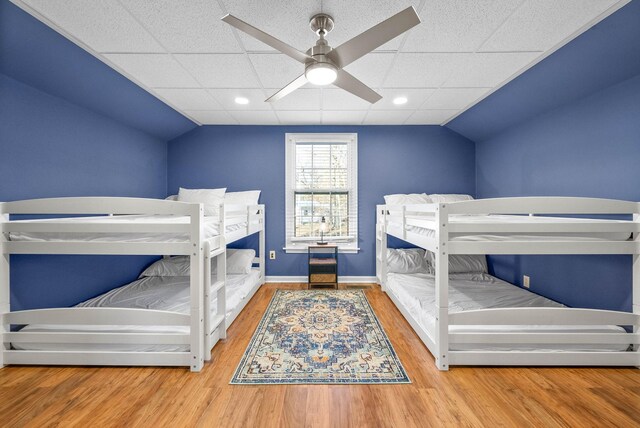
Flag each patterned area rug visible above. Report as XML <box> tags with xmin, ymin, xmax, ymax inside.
<box><xmin>231</xmin><ymin>290</ymin><xmax>410</xmax><ymax>384</ymax></box>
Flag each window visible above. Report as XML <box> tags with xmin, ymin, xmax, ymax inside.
<box><xmin>285</xmin><ymin>133</ymin><xmax>358</xmax><ymax>253</ymax></box>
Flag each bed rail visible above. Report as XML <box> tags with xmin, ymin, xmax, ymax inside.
<box><xmin>448</xmin><ymin>307</ymin><xmax>640</xmax><ymax>326</ymax></box>
<box><xmin>0</xmin><ymin>197</ymin><xmax>198</xmax><ymax>215</ymax></box>
<box><xmin>446</xmin><ymin>197</ymin><xmax>640</xmax><ymax>215</ymax></box>
<box><xmin>223</xmin><ymin>204</ymin><xmax>265</xmax><ymax>244</ymax></box>
<box><xmin>3</xmin><ymin>308</ymin><xmax>193</xmax><ymax>367</ymax></box>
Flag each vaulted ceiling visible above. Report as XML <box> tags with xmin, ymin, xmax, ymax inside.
<box><xmin>12</xmin><ymin>0</ymin><xmax>629</xmax><ymax>125</ymax></box>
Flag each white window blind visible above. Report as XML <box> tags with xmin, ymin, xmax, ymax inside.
<box><xmin>285</xmin><ymin>133</ymin><xmax>358</xmax><ymax>253</ymax></box>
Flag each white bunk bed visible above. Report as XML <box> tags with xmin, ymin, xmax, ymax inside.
<box><xmin>0</xmin><ymin>197</ymin><xmax>265</xmax><ymax>371</ymax></box>
<box><xmin>376</xmin><ymin>197</ymin><xmax>640</xmax><ymax>370</ymax></box>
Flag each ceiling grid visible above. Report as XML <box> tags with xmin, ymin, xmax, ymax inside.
<box><xmin>11</xmin><ymin>0</ymin><xmax>630</xmax><ymax>125</ymax></box>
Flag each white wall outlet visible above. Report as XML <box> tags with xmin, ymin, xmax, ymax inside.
<box><xmin>523</xmin><ymin>275</ymin><xmax>530</xmax><ymax>288</ymax></box>
<box><xmin>269</xmin><ymin>250</ymin><xmax>276</xmax><ymax>260</ymax></box>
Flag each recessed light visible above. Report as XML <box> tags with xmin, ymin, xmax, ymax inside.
<box><xmin>392</xmin><ymin>96</ymin><xmax>408</xmax><ymax>105</ymax></box>
<box><xmin>235</xmin><ymin>97</ymin><xmax>250</xmax><ymax>105</ymax></box>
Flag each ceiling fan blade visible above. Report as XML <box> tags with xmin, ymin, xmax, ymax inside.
<box><xmin>265</xmin><ymin>74</ymin><xmax>308</xmax><ymax>102</ymax></box>
<box><xmin>333</xmin><ymin>70</ymin><xmax>382</xmax><ymax>104</ymax></box>
<box><xmin>328</xmin><ymin>6</ymin><xmax>420</xmax><ymax>68</ymax></box>
<box><xmin>222</xmin><ymin>14</ymin><xmax>312</xmax><ymax>64</ymax></box>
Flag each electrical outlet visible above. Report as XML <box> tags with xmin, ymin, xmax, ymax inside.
<box><xmin>269</xmin><ymin>250</ymin><xmax>276</xmax><ymax>260</ymax></box>
<box><xmin>523</xmin><ymin>275</ymin><xmax>530</xmax><ymax>288</ymax></box>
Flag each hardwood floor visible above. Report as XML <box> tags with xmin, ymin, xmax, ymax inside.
<box><xmin>1</xmin><ymin>283</ymin><xmax>639</xmax><ymax>427</ymax></box>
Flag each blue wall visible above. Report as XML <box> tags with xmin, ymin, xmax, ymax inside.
<box><xmin>447</xmin><ymin>1</ymin><xmax>640</xmax><ymax>143</ymax></box>
<box><xmin>1</xmin><ymin>73</ymin><xmax>168</xmax><ymax>311</ymax></box>
<box><xmin>168</xmin><ymin>125</ymin><xmax>475</xmax><ymax>277</ymax></box>
<box><xmin>448</xmin><ymin>2</ymin><xmax>640</xmax><ymax>312</ymax></box>
<box><xmin>0</xmin><ymin>1</ymin><xmax>197</xmax><ymax>311</ymax></box>
<box><xmin>0</xmin><ymin>1</ymin><xmax>196</xmax><ymax>141</ymax></box>
<box><xmin>476</xmin><ymin>74</ymin><xmax>639</xmax><ymax>312</ymax></box>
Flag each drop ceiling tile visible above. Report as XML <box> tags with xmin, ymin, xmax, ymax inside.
<box><xmin>343</xmin><ymin>53</ymin><xmax>396</xmax><ymax>88</ymax></box>
<box><xmin>24</xmin><ymin>0</ymin><xmax>164</xmax><ymax>53</ymax></box>
<box><xmin>185</xmin><ymin>110</ymin><xmax>236</xmax><ymax>124</ymax></box>
<box><xmin>220</xmin><ymin>0</ymin><xmax>320</xmax><ymax>52</ymax></box>
<box><xmin>269</xmin><ymin>89</ymin><xmax>322</xmax><ymax>111</ymax></box>
<box><xmin>153</xmin><ymin>88</ymin><xmax>221</xmax><ymax>110</ymax></box>
<box><xmin>175</xmin><ymin>54</ymin><xmax>261</xmax><ymax>88</ymax></box>
<box><xmin>322</xmin><ymin>111</ymin><xmax>368</xmax><ymax>125</ymax></box>
<box><xmin>405</xmin><ymin>109</ymin><xmax>458</xmax><ymax>125</ymax></box>
<box><xmin>403</xmin><ymin>0</ymin><xmax>522</xmax><ymax>52</ymax></box>
<box><xmin>480</xmin><ymin>0</ymin><xmax>618</xmax><ymax>52</ymax></box>
<box><xmin>248</xmin><ymin>53</ymin><xmax>305</xmax><ymax>89</ymax></box>
<box><xmin>322</xmin><ymin>89</ymin><xmax>372</xmax><ymax>110</ymax></box>
<box><xmin>363</xmin><ymin>110</ymin><xmax>414</xmax><ymax>125</ymax></box>
<box><xmin>443</xmin><ymin>52</ymin><xmax>539</xmax><ymax>87</ymax></box>
<box><xmin>104</xmin><ymin>54</ymin><xmax>199</xmax><ymax>87</ymax></box>
<box><xmin>207</xmin><ymin>89</ymin><xmax>271</xmax><ymax>110</ymax></box>
<box><xmin>276</xmin><ymin>111</ymin><xmax>322</xmax><ymax>125</ymax></box>
<box><xmin>230</xmin><ymin>110</ymin><xmax>280</xmax><ymax>125</ymax></box>
<box><xmin>421</xmin><ymin>88</ymin><xmax>491</xmax><ymax>110</ymax></box>
<box><xmin>383</xmin><ymin>53</ymin><xmax>470</xmax><ymax>87</ymax></box>
<box><xmin>120</xmin><ymin>0</ymin><xmax>242</xmax><ymax>53</ymax></box>
<box><xmin>371</xmin><ymin>88</ymin><xmax>436</xmax><ymax>110</ymax></box>
<box><xmin>322</xmin><ymin>0</ymin><xmax>422</xmax><ymax>51</ymax></box>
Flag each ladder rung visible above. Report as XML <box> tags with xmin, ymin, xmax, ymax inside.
<box><xmin>211</xmin><ymin>280</ymin><xmax>225</xmax><ymax>293</ymax></box>
<box><xmin>210</xmin><ymin>314</ymin><xmax>225</xmax><ymax>332</ymax></box>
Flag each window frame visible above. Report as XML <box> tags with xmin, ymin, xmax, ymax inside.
<box><xmin>284</xmin><ymin>133</ymin><xmax>359</xmax><ymax>254</ymax></box>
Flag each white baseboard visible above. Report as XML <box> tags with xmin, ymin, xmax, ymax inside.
<box><xmin>266</xmin><ymin>276</ymin><xmax>378</xmax><ymax>284</ymax></box>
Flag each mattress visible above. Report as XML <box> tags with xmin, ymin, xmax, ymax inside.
<box><xmin>391</xmin><ymin>214</ymin><xmax>631</xmax><ymax>242</ymax></box>
<box><xmin>8</xmin><ymin>214</ymin><xmax>246</xmax><ymax>243</ymax></box>
<box><xmin>386</xmin><ymin>272</ymin><xmax>628</xmax><ymax>352</ymax></box>
<box><xmin>14</xmin><ymin>269</ymin><xmax>261</xmax><ymax>352</ymax></box>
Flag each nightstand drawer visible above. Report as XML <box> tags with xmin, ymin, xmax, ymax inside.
<box><xmin>310</xmin><ymin>273</ymin><xmax>337</xmax><ymax>283</ymax></box>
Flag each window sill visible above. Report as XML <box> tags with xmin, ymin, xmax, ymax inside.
<box><xmin>284</xmin><ymin>246</ymin><xmax>360</xmax><ymax>254</ymax></box>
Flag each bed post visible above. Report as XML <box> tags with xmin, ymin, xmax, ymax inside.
<box><xmin>216</xmin><ymin>246</ymin><xmax>227</xmax><ymax>340</ymax></box>
<box><xmin>375</xmin><ymin>207</ymin><xmax>381</xmax><ymax>286</ymax></box>
<box><xmin>259</xmin><ymin>206</ymin><xmax>266</xmax><ymax>284</ymax></box>
<box><xmin>189</xmin><ymin>204</ymin><xmax>205</xmax><ymax>372</ymax></box>
<box><xmin>633</xmin><ymin>212</ymin><xmax>640</xmax><ymax>366</ymax></box>
<box><xmin>203</xmin><ymin>241</ymin><xmax>213</xmax><ymax>361</ymax></box>
<box><xmin>0</xmin><ymin>210</ymin><xmax>8</xmax><ymax>369</ymax></box>
<box><xmin>377</xmin><ymin>207</ymin><xmax>388</xmax><ymax>291</ymax></box>
<box><xmin>435</xmin><ymin>203</ymin><xmax>449</xmax><ymax>371</ymax></box>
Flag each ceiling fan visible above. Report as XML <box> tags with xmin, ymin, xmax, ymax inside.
<box><xmin>221</xmin><ymin>7</ymin><xmax>421</xmax><ymax>104</ymax></box>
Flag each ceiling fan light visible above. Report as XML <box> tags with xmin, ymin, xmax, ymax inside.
<box><xmin>393</xmin><ymin>96</ymin><xmax>408</xmax><ymax>105</ymax></box>
<box><xmin>305</xmin><ymin>62</ymin><xmax>337</xmax><ymax>86</ymax></box>
<box><xmin>234</xmin><ymin>96</ymin><xmax>250</xmax><ymax>105</ymax></box>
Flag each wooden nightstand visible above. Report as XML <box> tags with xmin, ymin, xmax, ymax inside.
<box><xmin>308</xmin><ymin>244</ymin><xmax>338</xmax><ymax>289</ymax></box>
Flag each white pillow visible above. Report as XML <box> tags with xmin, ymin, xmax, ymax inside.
<box><xmin>224</xmin><ymin>190</ymin><xmax>261</xmax><ymax>206</ymax></box>
<box><xmin>425</xmin><ymin>252</ymin><xmax>487</xmax><ymax>274</ymax></box>
<box><xmin>165</xmin><ymin>195</ymin><xmax>178</xmax><ymax>201</ymax></box>
<box><xmin>226</xmin><ymin>249</ymin><xmax>256</xmax><ymax>274</ymax></box>
<box><xmin>428</xmin><ymin>194</ymin><xmax>474</xmax><ymax>203</ymax></box>
<box><xmin>178</xmin><ymin>187</ymin><xmax>226</xmax><ymax>216</ymax></box>
<box><xmin>384</xmin><ymin>193</ymin><xmax>432</xmax><ymax>205</ymax></box>
<box><xmin>386</xmin><ymin>248</ymin><xmax>431</xmax><ymax>274</ymax></box>
<box><xmin>140</xmin><ymin>249</ymin><xmax>256</xmax><ymax>277</ymax></box>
